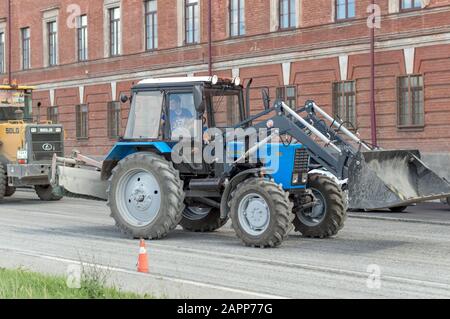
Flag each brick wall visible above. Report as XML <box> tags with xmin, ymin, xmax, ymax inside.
<box><xmin>0</xmin><ymin>0</ymin><xmax>449</xmax><ymax>157</ymax></box>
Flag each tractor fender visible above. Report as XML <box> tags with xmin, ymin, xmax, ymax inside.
<box><xmin>220</xmin><ymin>168</ymin><xmax>266</xmax><ymax>219</ymax></box>
<box><xmin>101</xmin><ymin>142</ymin><xmax>173</xmax><ymax>180</ymax></box>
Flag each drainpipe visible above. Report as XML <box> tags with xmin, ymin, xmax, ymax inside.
<box><xmin>369</xmin><ymin>0</ymin><xmax>378</xmax><ymax>146</ymax></box>
<box><xmin>208</xmin><ymin>0</ymin><xmax>212</xmax><ymax>76</ymax></box>
<box><xmin>7</xmin><ymin>0</ymin><xmax>12</xmax><ymax>85</ymax></box>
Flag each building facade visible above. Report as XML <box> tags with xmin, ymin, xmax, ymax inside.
<box><xmin>0</xmin><ymin>0</ymin><xmax>449</xmax><ymax>174</ymax></box>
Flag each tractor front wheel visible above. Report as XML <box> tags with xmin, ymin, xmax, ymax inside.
<box><xmin>229</xmin><ymin>178</ymin><xmax>293</xmax><ymax>248</ymax></box>
<box><xmin>180</xmin><ymin>205</ymin><xmax>228</xmax><ymax>232</ymax></box>
<box><xmin>293</xmin><ymin>174</ymin><xmax>346</xmax><ymax>238</ymax></box>
<box><xmin>108</xmin><ymin>152</ymin><xmax>185</xmax><ymax>239</ymax></box>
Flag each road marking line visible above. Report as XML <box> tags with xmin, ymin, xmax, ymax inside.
<box><xmin>0</xmin><ymin>247</ymin><xmax>288</xmax><ymax>299</ymax></box>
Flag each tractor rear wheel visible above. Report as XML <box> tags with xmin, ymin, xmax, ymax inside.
<box><xmin>35</xmin><ymin>185</ymin><xmax>63</xmax><ymax>201</ymax></box>
<box><xmin>180</xmin><ymin>206</ymin><xmax>228</xmax><ymax>232</ymax></box>
<box><xmin>0</xmin><ymin>163</ymin><xmax>6</xmax><ymax>201</ymax></box>
<box><xmin>293</xmin><ymin>174</ymin><xmax>346</xmax><ymax>238</ymax></box>
<box><xmin>229</xmin><ymin>178</ymin><xmax>293</xmax><ymax>248</ymax></box>
<box><xmin>108</xmin><ymin>152</ymin><xmax>185</xmax><ymax>239</ymax></box>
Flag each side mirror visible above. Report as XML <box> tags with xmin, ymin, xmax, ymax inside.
<box><xmin>261</xmin><ymin>88</ymin><xmax>270</xmax><ymax>110</ymax></box>
<box><xmin>120</xmin><ymin>94</ymin><xmax>129</xmax><ymax>104</ymax></box>
<box><xmin>193</xmin><ymin>85</ymin><xmax>205</xmax><ymax>113</ymax></box>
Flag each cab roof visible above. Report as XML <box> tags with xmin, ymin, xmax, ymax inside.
<box><xmin>135</xmin><ymin>76</ymin><xmax>241</xmax><ymax>89</ymax></box>
<box><xmin>138</xmin><ymin>76</ymin><xmax>215</xmax><ymax>85</ymax></box>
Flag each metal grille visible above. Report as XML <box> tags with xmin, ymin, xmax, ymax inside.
<box><xmin>293</xmin><ymin>148</ymin><xmax>309</xmax><ymax>173</ymax></box>
<box><xmin>31</xmin><ymin>132</ymin><xmax>63</xmax><ymax>161</ymax></box>
<box><xmin>292</xmin><ymin>148</ymin><xmax>309</xmax><ymax>185</ymax></box>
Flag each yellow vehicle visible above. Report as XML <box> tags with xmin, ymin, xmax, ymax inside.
<box><xmin>0</xmin><ymin>84</ymin><xmax>64</xmax><ymax>202</ymax></box>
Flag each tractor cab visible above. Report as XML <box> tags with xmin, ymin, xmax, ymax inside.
<box><xmin>0</xmin><ymin>85</ymin><xmax>33</xmax><ymax>122</ymax></box>
<box><xmin>123</xmin><ymin>76</ymin><xmax>245</xmax><ymax>142</ymax></box>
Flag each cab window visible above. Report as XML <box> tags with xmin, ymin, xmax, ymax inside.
<box><xmin>167</xmin><ymin>92</ymin><xmax>199</xmax><ymax>140</ymax></box>
<box><xmin>204</xmin><ymin>88</ymin><xmax>242</xmax><ymax>128</ymax></box>
<box><xmin>124</xmin><ymin>90</ymin><xmax>164</xmax><ymax>139</ymax></box>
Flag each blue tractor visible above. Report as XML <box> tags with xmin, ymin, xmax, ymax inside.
<box><xmin>54</xmin><ymin>76</ymin><xmax>346</xmax><ymax>247</ymax></box>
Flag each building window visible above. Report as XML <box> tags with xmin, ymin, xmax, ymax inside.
<box><xmin>145</xmin><ymin>0</ymin><xmax>158</xmax><ymax>50</ymax></box>
<box><xmin>109</xmin><ymin>7</ymin><xmax>120</xmax><ymax>56</ymax></box>
<box><xmin>0</xmin><ymin>32</ymin><xmax>4</xmax><ymax>74</ymax></box>
<box><xmin>76</xmin><ymin>104</ymin><xmax>89</xmax><ymax>139</ymax></box>
<box><xmin>400</xmin><ymin>0</ymin><xmax>422</xmax><ymax>11</ymax></box>
<box><xmin>21</xmin><ymin>28</ymin><xmax>31</xmax><ymax>70</ymax></box>
<box><xmin>276</xmin><ymin>86</ymin><xmax>297</xmax><ymax>109</ymax></box>
<box><xmin>398</xmin><ymin>75</ymin><xmax>424</xmax><ymax>128</ymax></box>
<box><xmin>279</xmin><ymin>0</ymin><xmax>296</xmax><ymax>29</ymax></box>
<box><xmin>230</xmin><ymin>0</ymin><xmax>245</xmax><ymax>37</ymax></box>
<box><xmin>107</xmin><ymin>101</ymin><xmax>121</xmax><ymax>138</ymax></box>
<box><xmin>185</xmin><ymin>0</ymin><xmax>199</xmax><ymax>44</ymax></box>
<box><xmin>48</xmin><ymin>21</ymin><xmax>57</xmax><ymax>66</ymax></box>
<box><xmin>47</xmin><ymin>106</ymin><xmax>58</xmax><ymax>124</ymax></box>
<box><xmin>77</xmin><ymin>15</ymin><xmax>88</xmax><ymax>61</ymax></box>
<box><xmin>336</xmin><ymin>0</ymin><xmax>356</xmax><ymax>20</ymax></box>
<box><xmin>333</xmin><ymin>81</ymin><xmax>356</xmax><ymax>128</ymax></box>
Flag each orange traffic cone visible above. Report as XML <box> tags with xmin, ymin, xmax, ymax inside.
<box><xmin>137</xmin><ymin>239</ymin><xmax>149</xmax><ymax>273</ymax></box>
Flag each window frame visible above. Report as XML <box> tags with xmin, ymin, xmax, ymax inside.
<box><xmin>48</xmin><ymin>21</ymin><xmax>57</xmax><ymax>66</ymax></box>
<box><xmin>399</xmin><ymin>0</ymin><xmax>422</xmax><ymax>12</ymax></box>
<box><xmin>229</xmin><ymin>0</ymin><xmax>245</xmax><ymax>38</ymax></box>
<box><xmin>109</xmin><ymin>7</ymin><xmax>121</xmax><ymax>57</ymax></box>
<box><xmin>145</xmin><ymin>0</ymin><xmax>158</xmax><ymax>51</ymax></box>
<box><xmin>279</xmin><ymin>0</ymin><xmax>297</xmax><ymax>30</ymax></box>
<box><xmin>76</xmin><ymin>104</ymin><xmax>89</xmax><ymax>140</ymax></box>
<box><xmin>332</xmin><ymin>80</ymin><xmax>357</xmax><ymax>129</ymax></box>
<box><xmin>21</xmin><ymin>27</ymin><xmax>31</xmax><ymax>70</ymax></box>
<box><xmin>185</xmin><ymin>0</ymin><xmax>199</xmax><ymax>45</ymax></box>
<box><xmin>397</xmin><ymin>74</ymin><xmax>425</xmax><ymax>129</ymax></box>
<box><xmin>0</xmin><ymin>32</ymin><xmax>5</xmax><ymax>74</ymax></box>
<box><xmin>335</xmin><ymin>0</ymin><xmax>356</xmax><ymax>21</ymax></box>
<box><xmin>107</xmin><ymin>101</ymin><xmax>121</xmax><ymax>139</ymax></box>
<box><xmin>77</xmin><ymin>15</ymin><xmax>88</xmax><ymax>62</ymax></box>
<box><xmin>276</xmin><ymin>85</ymin><xmax>297</xmax><ymax>109</ymax></box>
<box><xmin>46</xmin><ymin>106</ymin><xmax>58</xmax><ymax>124</ymax></box>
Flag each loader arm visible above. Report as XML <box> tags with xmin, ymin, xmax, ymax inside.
<box><xmin>244</xmin><ymin>101</ymin><xmax>356</xmax><ymax>180</ymax></box>
<box><xmin>240</xmin><ymin>100</ymin><xmax>450</xmax><ymax>210</ymax></box>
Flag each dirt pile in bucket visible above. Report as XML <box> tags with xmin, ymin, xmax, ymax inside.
<box><xmin>366</xmin><ymin>156</ymin><xmax>418</xmax><ymax>200</ymax></box>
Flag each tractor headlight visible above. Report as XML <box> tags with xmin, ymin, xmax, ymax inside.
<box><xmin>55</xmin><ymin>127</ymin><xmax>62</xmax><ymax>133</ymax></box>
<box><xmin>211</xmin><ymin>75</ymin><xmax>219</xmax><ymax>85</ymax></box>
<box><xmin>302</xmin><ymin>173</ymin><xmax>308</xmax><ymax>184</ymax></box>
<box><xmin>233</xmin><ymin>77</ymin><xmax>241</xmax><ymax>86</ymax></box>
<box><xmin>30</xmin><ymin>127</ymin><xmax>37</xmax><ymax>133</ymax></box>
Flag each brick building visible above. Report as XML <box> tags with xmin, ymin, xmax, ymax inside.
<box><xmin>0</xmin><ymin>0</ymin><xmax>449</xmax><ymax>175</ymax></box>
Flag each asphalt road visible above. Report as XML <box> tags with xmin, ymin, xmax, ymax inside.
<box><xmin>0</xmin><ymin>190</ymin><xmax>449</xmax><ymax>299</ymax></box>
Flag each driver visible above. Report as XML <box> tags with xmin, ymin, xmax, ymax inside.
<box><xmin>169</xmin><ymin>95</ymin><xmax>194</xmax><ymax>134</ymax></box>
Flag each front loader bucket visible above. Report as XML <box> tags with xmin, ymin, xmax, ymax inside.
<box><xmin>348</xmin><ymin>150</ymin><xmax>450</xmax><ymax>210</ymax></box>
